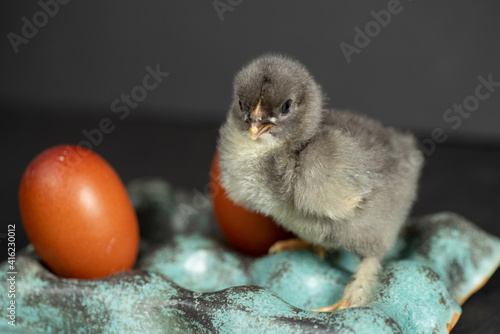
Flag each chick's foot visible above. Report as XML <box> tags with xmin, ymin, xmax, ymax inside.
<box><xmin>268</xmin><ymin>238</ymin><xmax>327</xmax><ymax>259</ymax></box>
<box><xmin>314</xmin><ymin>256</ymin><xmax>381</xmax><ymax>312</ymax></box>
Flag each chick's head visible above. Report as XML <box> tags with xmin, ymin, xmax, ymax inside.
<box><xmin>230</xmin><ymin>54</ymin><xmax>325</xmax><ymax>144</ymax></box>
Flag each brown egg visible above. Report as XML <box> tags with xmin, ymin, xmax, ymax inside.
<box><xmin>210</xmin><ymin>151</ymin><xmax>291</xmax><ymax>256</ymax></box>
<box><xmin>19</xmin><ymin>145</ymin><xmax>139</xmax><ymax>279</ymax></box>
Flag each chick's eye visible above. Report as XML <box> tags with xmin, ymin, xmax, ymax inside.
<box><xmin>281</xmin><ymin>99</ymin><xmax>292</xmax><ymax>114</ymax></box>
<box><xmin>238</xmin><ymin>101</ymin><xmax>243</xmax><ymax>111</ymax></box>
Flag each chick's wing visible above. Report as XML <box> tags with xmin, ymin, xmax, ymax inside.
<box><xmin>292</xmin><ymin>129</ymin><xmax>379</xmax><ymax>221</ymax></box>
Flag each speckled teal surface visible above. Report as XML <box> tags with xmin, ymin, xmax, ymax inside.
<box><xmin>143</xmin><ymin>234</ymin><xmax>251</xmax><ymax>291</ymax></box>
<box><xmin>1</xmin><ymin>179</ymin><xmax>499</xmax><ymax>333</ymax></box>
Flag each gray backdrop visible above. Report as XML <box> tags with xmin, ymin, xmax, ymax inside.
<box><xmin>2</xmin><ymin>0</ymin><xmax>500</xmax><ymax>141</ymax></box>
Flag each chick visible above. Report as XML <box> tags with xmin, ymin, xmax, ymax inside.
<box><xmin>217</xmin><ymin>54</ymin><xmax>423</xmax><ymax>311</ymax></box>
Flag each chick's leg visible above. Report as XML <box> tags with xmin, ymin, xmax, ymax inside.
<box><xmin>315</xmin><ymin>256</ymin><xmax>381</xmax><ymax>312</ymax></box>
<box><xmin>268</xmin><ymin>238</ymin><xmax>327</xmax><ymax>259</ymax></box>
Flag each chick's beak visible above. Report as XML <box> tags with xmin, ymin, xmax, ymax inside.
<box><xmin>248</xmin><ymin>99</ymin><xmax>274</xmax><ymax>140</ymax></box>
<box><xmin>249</xmin><ymin>122</ymin><xmax>273</xmax><ymax>141</ymax></box>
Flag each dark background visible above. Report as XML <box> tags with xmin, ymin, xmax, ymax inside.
<box><xmin>1</xmin><ymin>1</ymin><xmax>499</xmax><ymax>333</ymax></box>
<box><xmin>1</xmin><ymin>0</ymin><xmax>500</xmax><ymax>139</ymax></box>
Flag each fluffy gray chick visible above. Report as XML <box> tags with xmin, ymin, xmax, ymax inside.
<box><xmin>217</xmin><ymin>54</ymin><xmax>423</xmax><ymax>311</ymax></box>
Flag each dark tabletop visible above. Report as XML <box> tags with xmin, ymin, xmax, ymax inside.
<box><xmin>1</xmin><ymin>110</ymin><xmax>499</xmax><ymax>333</ymax></box>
